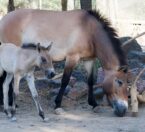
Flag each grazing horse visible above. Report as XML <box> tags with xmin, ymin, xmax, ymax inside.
<box><xmin>0</xmin><ymin>42</ymin><xmax>52</xmax><ymax>121</ymax></box>
<box><xmin>0</xmin><ymin>9</ymin><xmax>128</xmax><ymax>117</ymax></box>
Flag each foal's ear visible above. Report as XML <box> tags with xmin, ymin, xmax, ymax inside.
<box><xmin>46</xmin><ymin>42</ymin><xmax>53</xmax><ymax>51</ymax></box>
<box><xmin>36</xmin><ymin>43</ymin><xmax>41</xmax><ymax>53</ymax></box>
<box><xmin>118</xmin><ymin>65</ymin><xmax>128</xmax><ymax>73</ymax></box>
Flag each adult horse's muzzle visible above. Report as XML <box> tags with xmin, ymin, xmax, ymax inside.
<box><xmin>45</xmin><ymin>68</ymin><xmax>56</xmax><ymax>79</ymax></box>
<box><xmin>112</xmin><ymin>99</ymin><xmax>128</xmax><ymax>117</ymax></box>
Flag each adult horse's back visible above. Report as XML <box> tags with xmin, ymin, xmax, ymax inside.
<box><xmin>0</xmin><ymin>9</ymin><xmax>128</xmax><ymax>117</ymax></box>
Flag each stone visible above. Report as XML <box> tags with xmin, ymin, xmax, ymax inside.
<box><xmin>49</xmin><ymin>85</ymin><xmax>71</xmax><ymax>97</ymax></box>
<box><xmin>54</xmin><ymin>108</ymin><xmax>66</xmax><ymax>115</ymax></box>
<box><xmin>35</xmin><ymin>78</ymin><xmax>50</xmax><ymax>89</ymax></box>
<box><xmin>128</xmin><ymin>51</ymin><xmax>145</xmax><ymax>63</ymax></box>
<box><xmin>67</xmin><ymin>81</ymin><xmax>88</xmax><ymax>100</ymax></box>
<box><xmin>128</xmin><ymin>68</ymin><xmax>145</xmax><ymax>94</ymax></box>
<box><xmin>137</xmin><ymin>80</ymin><xmax>145</xmax><ymax>94</ymax></box>
<box><xmin>62</xmin><ymin>96</ymin><xmax>77</xmax><ymax>107</ymax></box>
<box><xmin>120</xmin><ymin>36</ymin><xmax>142</xmax><ymax>54</ymax></box>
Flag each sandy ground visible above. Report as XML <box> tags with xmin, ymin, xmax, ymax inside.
<box><xmin>0</xmin><ymin>87</ymin><xmax>145</xmax><ymax>132</ymax></box>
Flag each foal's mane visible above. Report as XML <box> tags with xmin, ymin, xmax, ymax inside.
<box><xmin>22</xmin><ymin>43</ymin><xmax>47</xmax><ymax>50</ymax></box>
<box><xmin>21</xmin><ymin>43</ymin><xmax>37</xmax><ymax>50</ymax></box>
<box><xmin>87</xmin><ymin>10</ymin><xmax>127</xmax><ymax>66</ymax></box>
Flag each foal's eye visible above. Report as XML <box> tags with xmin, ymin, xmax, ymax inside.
<box><xmin>41</xmin><ymin>57</ymin><xmax>47</xmax><ymax>63</ymax></box>
<box><xmin>115</xmin><ymin>79</ymin><xmax>123</xmax><ymax>87</ymax></box>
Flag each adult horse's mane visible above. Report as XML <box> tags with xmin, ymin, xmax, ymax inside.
<box><xmin>87</xmin><ymin>10</ymin><xmax>127</xmax><ymax>66</ymax></box>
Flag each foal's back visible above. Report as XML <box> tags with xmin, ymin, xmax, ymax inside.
<box><xmin>0</xmin><ymin>43</ymin><xmax>39</xmax><ymax>73</ymax></box>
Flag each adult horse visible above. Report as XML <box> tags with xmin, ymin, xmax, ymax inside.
<box><xmin>0</xmin><ymin>9</ymin><xmax>128</xmax><ymax>117</ymax></box>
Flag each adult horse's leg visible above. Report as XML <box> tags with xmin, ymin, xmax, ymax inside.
<box><xmin>84</xmin><ymin>60</ymin><xmax>97</xmax><ymax>108</ymax></box>
<box><xmin>26</xmin><ymin>73</ymin><xmax>45</xmax><ymax>120</ymax></box>
<box><xmin>55</xmin><ymin>55</ymin><xmax>79</xmax><ymax>113</ymax></box>
<box><xmin>3</xmin><ymin>73</ymin><xmax>13</xmax><ymax>118</ymax></box>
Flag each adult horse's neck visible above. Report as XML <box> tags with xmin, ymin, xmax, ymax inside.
<box><xmin>87</xmin><ymin>10</ymin><xmax>127</xmax><ymax>71</ymax></box>
<box><xmin>96</xmin><ymin>36</ymin><xmax>126</xmax><ymax>71</ymax></box>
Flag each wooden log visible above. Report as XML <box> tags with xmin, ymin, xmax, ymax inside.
<box><xmin>130</xmin><ymin>68</ymin><xmax>145</xmax><ymax>116</ymax></box>
<box><xmin>122</xmin><ymin>31</ymin><xmax>145</xmax><ymax>47</ymax></box>
<box><xmin>130</xmin><ymin>84</ymin><xmax>138</xmax><ymax>117</ymax></box>
<box><xmin>137</xmin><ymin>91</ymin><xmax>145</xmax><ymax>103</ymax></box>
<box><xmin>51</xmin><ymin>73</ymin><xmax>63</xmax><ymax>80</ymax></box>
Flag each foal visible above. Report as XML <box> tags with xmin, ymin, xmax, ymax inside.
<box><xmin>0</xmin><ymin>42</ymin><xmax>52</xmax><ymax>121</ymax></box>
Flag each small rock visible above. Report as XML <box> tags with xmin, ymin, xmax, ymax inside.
<box><xmin>54</xmin><ymin>108</ymin><xmax>66</xmax><ymax>115</ymax></box>
<box><xmin>67</xmin><ymin>81</ymin><xmax>88</xmax><ymax>100</ymax></box>
<box><xmin>62</xmin><ymin>96</ymin><xmax>77</xmax><ymax>107</ymax></box>
<box><xmin>120</xmin><ymin>36</ymin><xmax>142</xmax><ymax>54</ymax></box>
<box><xmin>47</xmin><ymin>79</ymin><xmax>61</xmax><ymax>88</ymax></box>
<box><xmin>49</xmin><ymin>86</ymin><xmax>71</xmax><ymax>97</ymax></box>
<box><xmin>137</xmin><ymin>80</ymin><xmax>145</xmax><ymax>94</ymax></box>
<box><xmin>35</xmin><ymin>79</ymin><xmax>49</xmax><ymax>89</ymax></box>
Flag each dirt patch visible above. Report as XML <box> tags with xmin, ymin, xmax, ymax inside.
<box><xmin>0</xmin><ymin>85</ymin><xmax>145</xmax><ymax>132</ymax></box>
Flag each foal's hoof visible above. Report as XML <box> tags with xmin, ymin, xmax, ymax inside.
<box><xmin>54</xmin><ymin>108</ymin><xmax>66</xmax><ymax>115</ymax></box>
<box><xmin>43</xmin><ymin>118</ymin><xmax>49</xmax><ymax>122</ymax></box>
<box><xmin>11</xmin><ymin>117</ymin><xmax>17</xmax><ymax>122</ymax></box>
<box><xmin>7</xmin><ymin>113</ymin><xmax>12</xmax><ymax>118</ymax></box>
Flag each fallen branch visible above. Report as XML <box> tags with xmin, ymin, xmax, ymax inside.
<box><xmin>122</xmin><ymin>31</ymin><xmax>145</xmax><ymax>47</ymax></box>
<box><xmin>135</xmin><ymin>68</ymin><xmax>145</xmax><ymax>103</ymax></box>
<box><xmin>130</xmin><ymin>67</ymin><xmax>145</xmax><ymax>116</ymax></box>
<box><xmin>137</xmin><ymin>91</ymin><xmax>145</xmax><ymax>103</ymax></box>
<box><xmin>51</xmin><ymin>73</ymin><xmax>63</xmax><ymax>80</ymax></box>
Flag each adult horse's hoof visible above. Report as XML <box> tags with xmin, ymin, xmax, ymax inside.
<box><xmin>54</xmin><ymin>108</ymin><xmax>66</xmax><ymax>115</ymax></box>
<box><xmin>43</xmin><ymin>117</ymin><xmax>49</xmax><ymax>122</ymax></box>
<box><xmin>11</xmin><ymin>116</ymin><xmax>17</xmax><ymax>122</ymax></box>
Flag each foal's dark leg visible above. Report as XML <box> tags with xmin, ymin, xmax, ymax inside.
<box><xmin>3</xmin><ymin>73</ymin><xmax>13</xmax><ymax>117</ymax></box>
<box><xmin>55</xmin><ymin>56</ymin><xmax>79</xmax><ymax>109</ymax></box>
<box><xmin>84</xmin><ymin>60</ymin><xmax>97</xmax><ymax>108</ymax></box>
<box><xmin>0</xmin><ymin>71</ymin><xmax>13</xmax><ymax>106</ymax></box>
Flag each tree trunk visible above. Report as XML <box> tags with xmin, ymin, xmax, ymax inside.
<box><xmin>7</xmin><ymin>0</ymin><xmax>15</xmax><ymax>13</ymax></box>
<box><xmin>61</xmin><ymin>0</ymin><xmax>67</xmax><ymax>11</ymax></box>
<box><xmin>38</xmin><ymin>0</ymin><xmax>42</xmax><ymax>9</ymax></box>
<box><xmin>67</xmin><ymin>0</ymin><xmax>75</xmax><ymax>10</ymax></box>
<box><xmin>80</xmin><ymin>0</ymin><xmax>92</xmax><ymax>10</ymax></box>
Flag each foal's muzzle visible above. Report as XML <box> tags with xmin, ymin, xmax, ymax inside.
<box><xmin>45</xmin><ymin>69</ymin><xmax>56</xmax><ymax>79</ymax></box>
<box><xmin>112</xmin><ymin>99</ymin><xmax>128</xmax><ymax>117</ymax></box>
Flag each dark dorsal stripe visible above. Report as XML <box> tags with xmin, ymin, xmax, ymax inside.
<box><xmin>21</xmin><ymin>43</ymin><xmax>37</xmax><ymax>50</ymax></box>
<box><xmin>87</xmin><ymin>10</ymin><xmax>127</xmax><ymax>66</ymax></box>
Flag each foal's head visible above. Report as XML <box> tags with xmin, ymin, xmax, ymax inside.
<box><xmin>22</xmin><ymin>42</ymin><xmax>55</xmax><ymax>79</ymax></box>
<box><xmin>36</xmin><ymin>43</ymin><xmax>55</xmax><ymax>79</ymax></box>
<box><xmin>102</xmin><ymin>66</ymin><xmax>128</xmax><ymax>117</ymax></box>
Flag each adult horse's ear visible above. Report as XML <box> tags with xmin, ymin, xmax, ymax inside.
<box><xmin>118</xmin><ymin>65</ymin><xmax>128</xmax><ymax>73</ymax></box>
<box><xmin>46</xmin><ymin>42</ymin><xmax>53</xmax><ymax>51</ymax></box>
<box><xmin>36</xmin><ymin>43</ymin><xmax>41</xmax><ymax>53</ymax></box>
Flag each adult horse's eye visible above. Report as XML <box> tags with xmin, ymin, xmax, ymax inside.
<box><xmin>41</xmin><ymin>57</ymin><xmax>47</xmax><ymax>63</ymax></box>
<box><xmin>115</xmin><ymin>79</ymin><xmax>123</xmax><ymax>87</ymax></box>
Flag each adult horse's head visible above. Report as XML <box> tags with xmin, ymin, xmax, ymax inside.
<box><xmin>36</xmin><ymin>42</ymin><xmax>55</xmax><ymax>79</ymax></box>
<box><xmin>102</xmin><ymin>66</ymin><xmax>128</xmax><ymax>117</ymax></box>
<box><xmin>87</xmin><ymin>10</ymin><xmax>129</xmax><ymax>116</ymax></box>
